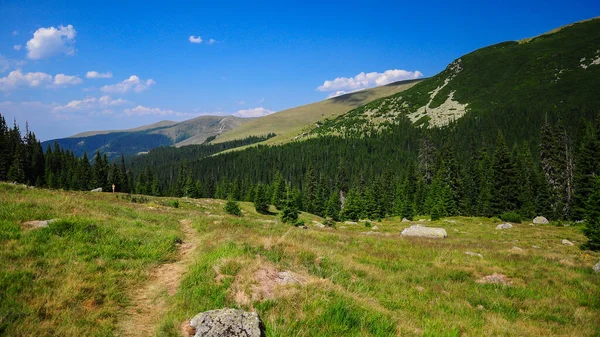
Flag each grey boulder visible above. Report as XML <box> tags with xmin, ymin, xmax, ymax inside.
<box><xmin>593</xmin><ymin>261</ymin><xmax>600</xmax><ymax>273</ymax></box>
<box><xmin>401</xmin><ymin>225</ymin><xmax>447</xmax><ymax>239</ymax></box>
<box><xmin>189</xmin><ymin>308</ymin><xmax>265</xmax><ymax>337</ymax></box>
<box><xmin>562</xmin><ymin>239</ymin><xmax>574</xmax><ymax>246</ymax></box>
<box><xmin>532</xmin><ymin>216</ymin><xmax>549</xmax><ymax>225</ymax></box>
<box><xmin>496</xmin><ymin>223</ymin><xmax>513</xmax><ymax>230</ymax></box>
<box><xmin>90</xmin><ymin>187</ymin><xmax>102</xmax><ymax>192</ymax></box>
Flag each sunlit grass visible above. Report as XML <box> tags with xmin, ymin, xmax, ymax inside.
<box><xmin>1</xmin><ymin>183</ymin><xmax>599</xmax><ymax>336</ymax></box>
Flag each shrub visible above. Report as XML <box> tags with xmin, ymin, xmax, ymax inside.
<box><xmin>364</xmin><ymin>221</ymin><xmax>372</xmax><ymax>228</ymax></box>
<box><xmin>224</xmin><ymin>198</ymin><xmax>242</xmax><ymax>217</ymax></box>
<box><xmin>500</xmin><ymin>211</ymin><xmax>522</xmax><ymax>223</ymax></box>
<box><xmin>171</xmin><ymin>200</ymin><xmax>179</xmax><ymax>208</ymax></box>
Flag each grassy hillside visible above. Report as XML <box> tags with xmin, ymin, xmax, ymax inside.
<box><xmin>1</xmin><ymin>183</ymin><xmax>599</xmax><ymax>336</ymax></box>
<box><xmin>69</xmin><ymin>120</ymin><xmax>178</xmax><ymax>138</ymax></box>
<box><xmin>213</xmin><ymin>79</ymin><xmax>421</xmax><ymax>146</ymax></box>
<box><xmin>43</xmin><ymin>116</ymin><xmax>252</xmax><ymax>158</ymax></box>
<box><xmin>311</xmin><ymin>17</ymin><xmax>600</xmax><ymax>136</ymax></box>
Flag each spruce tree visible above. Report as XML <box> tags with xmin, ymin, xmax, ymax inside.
<box><xmin>340</xmin><ymin>188</ymin><xmax>362</xmax><ymax>221</ymax></box>
<box><xmin>271</xmin><ymin>171</ymin><xmax>286</xmax><ymax>210</ymax></box>
<box><xmin>254</xmin><ymin>183</ymin><xmax>270</xmax><ymax>214</ymax></box>
<box><xmin>280</xmin><ymin>187</ymin><xmax>299</xmax><ymax>224</ymax></box>
<box><xmin>583</xmin><ymin>177</ymin><xmax>600</xmax><ymax>251</ymax></box>
<box><xmin>7</xmin><ymin>145</ymin><xmax>25</xmax><ymax>183</ymax></box>
<box><xmin>572</xmin><ymin>122</ymin><xmax>600</xmax><ymax>220</ymax></box>
<box><xmin>490</xmin><ymin>131</ymin><xmax>518</xmax><ymax>215</ymax></box>
<box><xmin>224</xmin><ymin>194</ymin><xmax>243</xmax><ymax>216</ymax></box>
<box><xmin>325</xmin><ymin>190</ymin><xmax>341</xmax><ymax>221</ymax></box>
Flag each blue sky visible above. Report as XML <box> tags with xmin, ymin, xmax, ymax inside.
<box><xmin>0</xmin><ymin>0</ymin><xmax>598</xmax><ymax>141</ymax></box>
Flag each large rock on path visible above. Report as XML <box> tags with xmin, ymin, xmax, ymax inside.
<box><xmin>188</xmin><ymin>308</ymin><xmax>265</xmax><ymax>337</ymax></box>
<box><xmin>401</xmin><ymin>225</ymin><xmax>447</xmax><ymax>239</ymax></box>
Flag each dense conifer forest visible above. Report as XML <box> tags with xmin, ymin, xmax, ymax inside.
<box><xmin>2</xmin><ymin>110</ymin><xmax>599</xmax><ymax>249</ymax></box>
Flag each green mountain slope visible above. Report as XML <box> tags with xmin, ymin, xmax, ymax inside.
<box><xmin>311</xmin><ymin>18</ymin><xmax>600</xmax><ymax>136</ymax></box>
<box><xmin>212</xmin><ymin>79</ymin><xmax>422</xmax><ymax>145</ymax></box>
<box><xmin>43</xmin><ymin>115</ymin><xmax>252</xmax><ymax>158</ymax></box>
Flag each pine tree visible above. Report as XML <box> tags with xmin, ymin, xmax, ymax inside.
<box><xmin>325</xmin><ymin>190</ymin><xmax>341</xmax><ymax>221</ymax></box>
<box><xmin>119</xmin><ymin>154</ymin><xmax>130</xmax><ymax>193</ymax></box>
<box><xmin>224</xmin><ymin>194</ymin><xmax>243</xmax><ymax>216</ymax></box>
<box><xmin>271</xmin><ymin>171</ymin><xmax>286</xmax><ymax>210</ymax></box>
<box><xmin>280</xmin><ymin>187</ymin><xmax>299</xmax><ymax>224</ymax></box>
<box><xmin>418</xmin><ymin>135</ymin><xmax>437</xmax><ymax>185</ymax></box>
<box><xmin>340</xmin><ymin>188</ymin><xmax>362</xmax><ymax>221</ymax></box>
<box><xmin>7</xmin><ymin>144</ymin><xmax>25</xmax><ymax>183</ymax></box>
<box><xmin>254</xmin><ymin>183</ymin><xmax>270</xmax><ymax>214</ymax></box>
<box><xmin>490</xmin><ymin>131</ymin><xmax>518</xmax><ymax>215</ymax></box>
<box><xmin>572</xmin><ymin>121</ymin><xmax>600</xmax><ymax>220</ymax></box>
<box><xmin>583</xmin><ymin>177</ymin><xmax>600</xmax><ymax>251</ymax></box>
<box><xmin>303</xmin><ymin>164</ymin><xmax>317</xmax><ymax>214</ymax></box>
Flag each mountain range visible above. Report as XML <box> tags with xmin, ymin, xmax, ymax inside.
<box><xmin>45</xmin><ymin>17</ymin><xmax>600</xmax><ymax>158</ymax></box>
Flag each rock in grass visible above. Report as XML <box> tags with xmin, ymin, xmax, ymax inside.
<box><xmin>496</xmin><ymin>223</ymin><xmax>513</xmax><ymax>230</ymax></box>
<box><xmin>22</xmin><ymin>219</ymin><xmax>57</xmax><ymax>229</ymax></box>
<box><xmin>344</xmin><ymin>221</ymin><xmax>358</xmax><ymax>225</ymax></box>
<box><xmin>532</xmin><ymin>216</ymin><xmax>549</xmax><ymax>225</ymax></box>
<box><xmin>476</xmin><ymin>273</ymin><xmax>511</xmax><ymax>286</ymax></box>
<box><xmin>593</xmin><ymin>261</ymin><xmax>600</xmax><ymax>273</ymax></box>
<box><xmin>511</xmin><ymin>246</ymin><xmax>524</xmax><ymax>252</ymax></box>
<box><xmin>401</xmin><ymin>225</ymin><xmax>447</xmax><ymax>238</ymax></box>
<box><xmin>562</xmin><ymin>239</ymin><xmax>574</xmax><ymax>246</ymax></box>
<box><xmin>312</xmin><ymin>221</ymin><xmax>325</xmax><ymax>228</ymax></box>
<box><xmin>90</xmin><ymin>187</ymin><xmax>102</xmax><ymax>192</ymax></box>
<box><xmin>401</xmin><ymin>218</ymin><xmax>410</xmax><ymax>222</ymax></box>
<box><xmin>465</xmin><ymin>251</ymin><xmax>483</xmax><ymax>258</ymax></box>
<box><xmin>189</xmin><ymin>308</ymin><xmax>265</xmax><ymax>337</ymax></box>
<box><xmin>371</xmin><ymin>226</ymin><xmax>379</xmax><ymax>231</ymax></box>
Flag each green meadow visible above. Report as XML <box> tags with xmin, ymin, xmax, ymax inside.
<box><xmin>1</xmin><ymin>183</ymin><xmax>599</xmax><ymax>336</ymax></box>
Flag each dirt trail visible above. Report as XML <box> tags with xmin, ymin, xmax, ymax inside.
<box><xmin>119</xmin><ymin>219</ymin><xmax>200</xmax><ymax>336</ymax></box>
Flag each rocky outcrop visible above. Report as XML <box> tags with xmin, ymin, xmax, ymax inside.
<box><xmin>188</xmin><ymin>308</ymin><xmax>265</xmax><ymax>337</ymax></box>
<box><xmin>593</xmin><ymin>261</ymin><xmax>600</xmax><ymax>273</ymax></box>
<box><xmin>401</xmin><ymin>225</ymin><xmax>447</xmax><ymax>238</ymax></box>
<box><xmin>532</xmin><ymin>216</ymin><xmax>549</xmax><ymax>224</ymax></box>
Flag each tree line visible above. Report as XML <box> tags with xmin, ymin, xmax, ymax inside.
<box><xmin>0</xmin><ymin>115</ymin><xmax>132</xmax><ymax>193</ymax></box>
<box><xmin>1</xmin><ymin>111</ymin><xmax>599</xmax><ymax>249</ymax></box>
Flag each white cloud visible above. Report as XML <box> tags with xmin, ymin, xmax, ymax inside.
<box><xmin>0</xmin><ymin>56</ymin><xmax>9</xmax><ymax>73</ymax></box>
<box><xmin>100</xmin><ymin>75</ymin><xmax>155</xmax><ymax>94</ymax></box>
<box><xmin>12</xmin><ymin>30</ymin><xmax>19</xmax><ymax>36</ymax></box>
<box><xmin>86</xmin><ymin>71</ymin><xmax>113</xmax><ymax>79</ymax></box>
<box><xmin>189</xmin><ymin>36</ymin><xmax>203</xmax><ymax>44</ymax></box>
<box><xmin>13</xmin><ymin>45</ymin><xmax>22</xmax><ymax>51</ymax></box>
<box><xmin>53</xmin><ymin>95</ymin><xmax>129</xmax><ymax>112</ymax></box>
<box><xmin>26</xmin><ymin>24</ymin><xmax>77</xmax><ymax>60</ymax></box>
<box><xmin>208</xmin><ymin>39</ymin><xmax>216</xmax><ymax>44</ymax></box>
<box><xmin>0</xmin><ymin>70</ymin><xmax>53</xmax><ymax>91</ymax></box>
<box><xmin>233</xmin><ymin>107</ymin><xmax>275</xmax><ymax>118</ymax></box>
<box><xmin>53</xmin><ymin>74</ymin><xmax>82</xmax><ymax>86</ymax></box>
<box><xmin>0</xmin><ymin>56</ymin><xmax>26</xmax><ymax>74</ymax></box>
<box><xmin>317</xmin><ymin>69</ymin><xmax>423</xmax><ymax>93</ymax></box>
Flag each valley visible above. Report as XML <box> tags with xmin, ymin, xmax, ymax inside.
<box><xmin>1</xmin><ymin>9</ymin><xmax>600</xmax><ymax>337</ymax></box>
